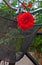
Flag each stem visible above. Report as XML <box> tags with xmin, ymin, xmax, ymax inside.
<box><xmin>18</xmin><ymin>0</ymin><xmax>27</xmax><ymax>9</ymax></box>
<box><xmin>3</xmin><ymin>0</ymin><xmax>17</xmax><ymax>11</ymax></box>
<box><xmin>31</xmin><ymin>8</ymin><xmax>42</xmax><ymax>14</ymax></box>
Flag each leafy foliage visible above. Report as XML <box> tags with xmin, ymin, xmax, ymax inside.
<box><xmin>11</xmin><ymin>0</ymin><xmax>17</xmax><ymax>6</ymax></box>
<box><xmin>30</xmin><ymin>35</ymin><xmax>42</xmax><ymax>53</ymax></box>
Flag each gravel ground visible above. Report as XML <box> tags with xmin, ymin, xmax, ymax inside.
<box><xmin>0</xmin><ymin>55</ymin><xmax>34</xmax><ymax>65</ymax></box>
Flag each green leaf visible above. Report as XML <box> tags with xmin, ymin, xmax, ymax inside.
<box><xmin>11</xmin><ymin>0</ymin><xmax>17</xmax><ymax>6</ymax></box>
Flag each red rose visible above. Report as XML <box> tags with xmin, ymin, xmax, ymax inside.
<box><xmin>17</xmin><ymin>12</ymin><xmax>34</xmax><ymax>31</ymax></box>
<box><xmin>21</xmin><ymin>2</ymin><xmax>26</xmax><ymax>7</ymax></box>
<box><xmin>27</xmin><ymin>2</ymin><xmax>32</xmax><ymax>8</ymax></box>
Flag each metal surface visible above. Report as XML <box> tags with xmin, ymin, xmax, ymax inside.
<box><xmin>0</xmin><ymin>24</ymin><xmax>41</xmax><ymax>63</ymax></box>
<box><xmin>20</xmin><ymin>24</ymin><xmax>41</xmax><ymax>53</ymax></box>
<box><xmin>0</xmin><ymin>16</ymin><xmax>42</xmax><ymax>63</ymax></box>
<box><xmin>0</xmin><ymin>44</ymin><xmax>16</xmax><ymax>63</ymax></box>
<box><xmin>25</xmin><ymin>52</ymin><xmax>39</xmax><ymax>65</ymax></box>
<box><xmin>9</xmin><ymin>63</ymin><xmax>15</xmax><ymax>65</ymax></box>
